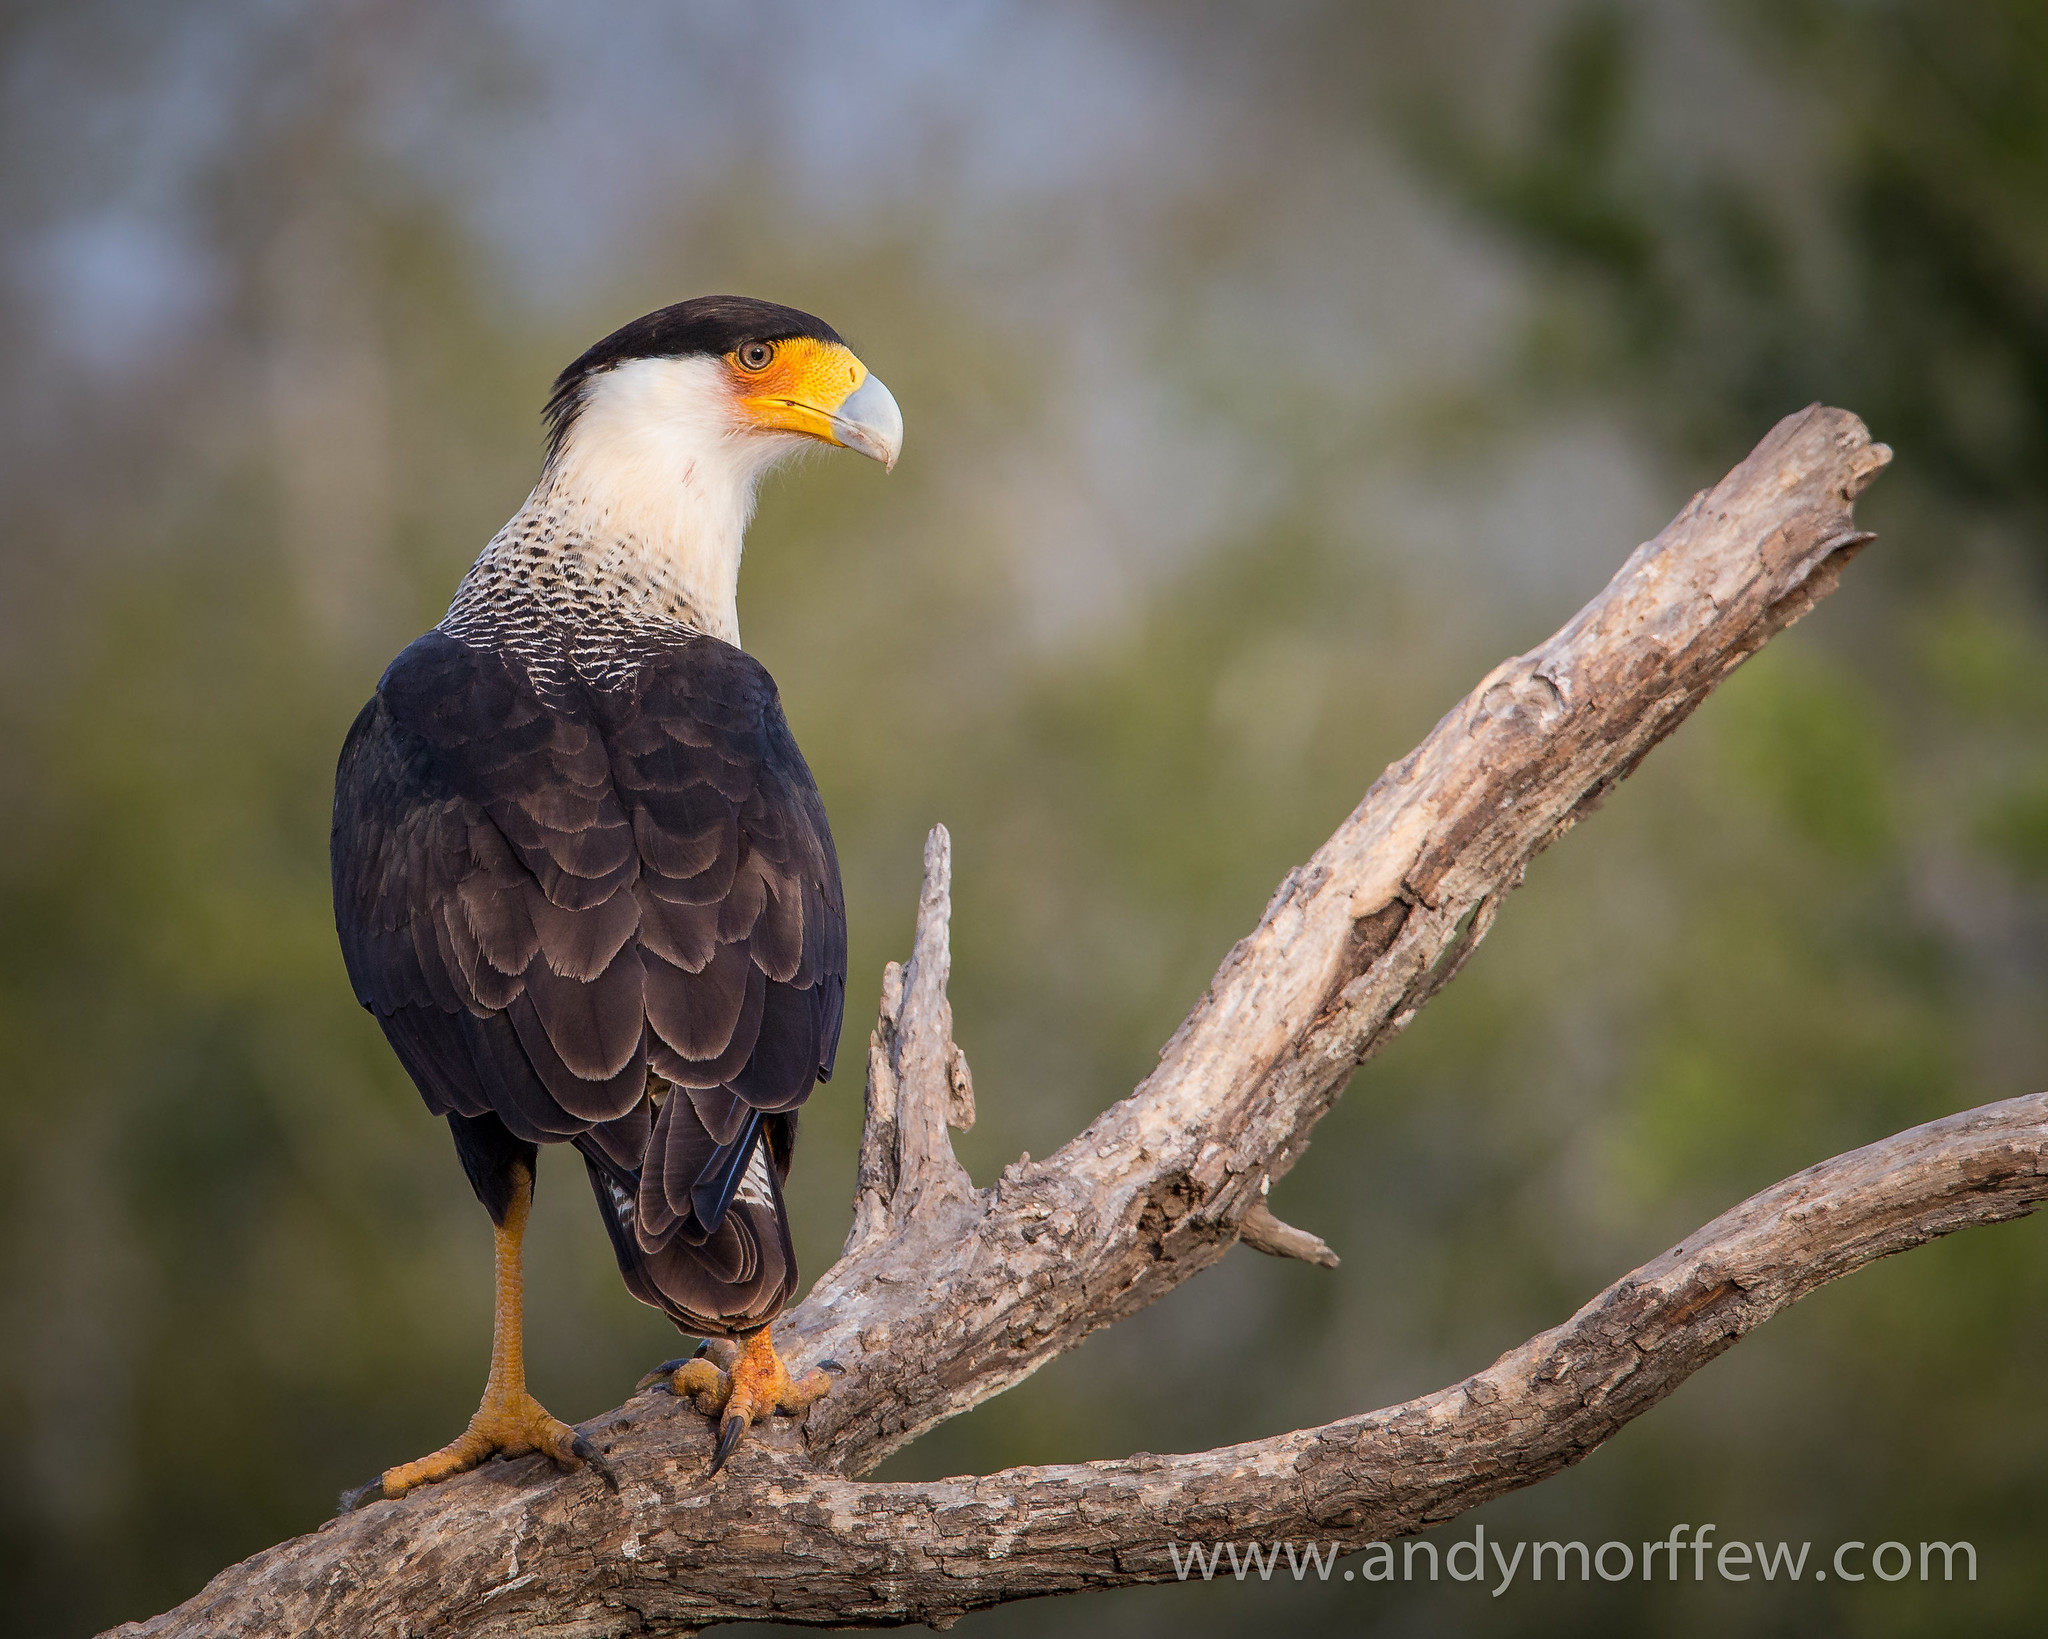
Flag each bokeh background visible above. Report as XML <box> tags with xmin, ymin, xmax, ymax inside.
<box><xmin>4</xmin><ymin>2</ymin><xmax>2046</xmax><ymax>1634</ymax></box>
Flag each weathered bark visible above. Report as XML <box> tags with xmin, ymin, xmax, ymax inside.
<box><xmin>108</xmin><ymin>405</ymin><xmax>2004</xmax><ymax>1639</ymax></box>
<box><xmin>110</xmin><ymin>1094</ymin><xmax>2048</xmax><ymax>1635</ymax></box>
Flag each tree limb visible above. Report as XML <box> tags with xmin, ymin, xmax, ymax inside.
<box><xmin>113</xmin><ymin>1092</ymin><xmax>2048</xmax><ymax>1635</ymax></box>
<box><xmin>112</xmin><ymin>405</ymin><xmax>1970</xmax><ymax>1638</ymax></box>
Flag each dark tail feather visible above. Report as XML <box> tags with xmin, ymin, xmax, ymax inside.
<box><xmin>689</xmin><ymin>1108</ymin><xmax>765</xmax><ymax>1238</ymax></box>
<box><xmin>577</xmin><ymin>1138</ymin><xmax>643</xmax><ymax>1273</ymax></box>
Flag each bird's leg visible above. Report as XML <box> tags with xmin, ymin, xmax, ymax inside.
<box><xmin>341</xmin><ymin>1163</ymin><xmax>611</xmax><ymax>1510</ymax></box>
<box><xmin>637</xmin><ymin>1328</ymin><xmax>840</xmax><ymax>1472</ymax></box>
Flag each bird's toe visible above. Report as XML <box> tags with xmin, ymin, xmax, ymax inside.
<box><xmin>635</xmin><ymin>1356</ymin><xmax>697</xmax><ymax>1394</ymax></box>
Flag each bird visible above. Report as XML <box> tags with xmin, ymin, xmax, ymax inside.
<box><xmin>329</xmin><ymin>296</ymin><xmax>899</xmax><ymax>1506</ymax></box>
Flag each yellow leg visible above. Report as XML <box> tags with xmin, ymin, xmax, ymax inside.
<box><xmin>341</xmin><ymin>1164</ymin><xmax>612</xmax><ymax>1510</ymax></box>
<box><xmin>637</xmin><ymin>1328</ymin><xmax>840</xmax><ymax>1473</ymax></box>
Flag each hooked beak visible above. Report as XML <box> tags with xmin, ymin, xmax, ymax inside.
<box><xmin>827</xmin><ymin>373</ymin><xmax>903</xmax><ymax>472</ymax></box>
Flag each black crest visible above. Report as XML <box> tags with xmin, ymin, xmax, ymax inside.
<box><xmin>543</xmin><ymin>296</ymin><xmax>845</xmax><ymax>460</ymax></box>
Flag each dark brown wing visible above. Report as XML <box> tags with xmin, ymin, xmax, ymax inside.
<box><xmin>331</xmin><ymin>628</ymin><xmax>846</xmax><ymax>1334</ymax></box>
<box><xmin>599</xmin><ymin>643</ymin><xmax>844</xmax><ymax>1198</ymax></box>
<box><xmin>332</xmin><ymin>631</ymin><xmax>649</xmax><ymax>1144</ymax></box>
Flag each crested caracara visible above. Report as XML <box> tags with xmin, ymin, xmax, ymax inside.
<box><xmin>331</xmin><ymin>296</ymin><xmax>900</xmax><ymax>1504</ymax></box>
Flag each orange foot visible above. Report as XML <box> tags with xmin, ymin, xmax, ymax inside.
<box><xmin>638</xmin><ymin>1329</ymin><xmax>841</xmax><ymax>1472</ymax></box>
<box><xmin>341</xmin><ymin>1385</ymin><xmax>612</xmax><ymax>1511</ymax></box>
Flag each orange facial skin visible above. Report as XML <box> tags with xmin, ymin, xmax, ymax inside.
<box><xmin>728</xmin><ymin>335</ymin><xmax>869</xmax><ymax>444</ymax></box>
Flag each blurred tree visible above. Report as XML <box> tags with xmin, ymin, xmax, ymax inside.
<box><xmin>1416</xmin><ymin>0</ymin><xmax>2048</xmax><ymax>575</ymax></box>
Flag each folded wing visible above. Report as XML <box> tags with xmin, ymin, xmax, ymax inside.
<box><xmin>332</xmin><ymin>628</ymin><xmax>847</xmax><ymax>1335</ymax></box>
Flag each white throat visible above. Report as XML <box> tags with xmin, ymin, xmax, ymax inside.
<box><xmin>457</xmin><ymin>354</ymin><xmax>802</xmax><ymax>649</ymax></box>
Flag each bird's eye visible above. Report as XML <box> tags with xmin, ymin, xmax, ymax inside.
<box><xmin>737</xmin><ymin>342</ymin><xmax>774</xmax><ymax>372</ymax></box>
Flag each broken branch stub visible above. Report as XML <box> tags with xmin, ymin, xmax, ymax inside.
<box><xmin>845</xmin><ymin>823</ymin><xmax>976</xmax><ymax>1256</ymax></box>
<box><xmin>1239</xmin><ymin>1199</ymin><xmax>1341</xmax><ymax>1267</ymax></box>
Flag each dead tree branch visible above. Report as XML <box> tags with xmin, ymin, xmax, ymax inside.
<box><xmin>110</xmin><ymin>405</ymin><xmax>2004</xmax><ymax>1639</ymax></box>
<box><xmin>114</xmin><ymin>1093</ymin><xmax>2048</xmax><ymax>1635</ymax></box>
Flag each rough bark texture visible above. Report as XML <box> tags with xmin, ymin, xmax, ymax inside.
<box><xmin>110</xmin><ymin>1094</ymin><xmax>2048</xmax><ymax>1636</ymax></box>
<box><xmin>108</xmin><ymin>405</ymin><xmax>2012</xmax><ymax>1639</ymax></box>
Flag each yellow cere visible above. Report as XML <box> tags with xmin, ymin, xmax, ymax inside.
<box><xmin>730</xmin><ymin>336</ymin><xmax>869</xmax><ymax>446</ymax></box>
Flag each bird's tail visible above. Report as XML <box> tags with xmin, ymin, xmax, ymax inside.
<box><xmin>576</xmin><ymin>1097</ymin><xmax>796</xmax><ymax>1338</ymax></box>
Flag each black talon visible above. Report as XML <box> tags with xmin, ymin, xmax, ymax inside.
<box><xmin>709</xmin><ymin>1413</ymin><xmax>747</xmax><ymax>1475</ymax></box>
<box><xmin>636</xmin><ymin>1355</ymin><xmax>695</xmax><ymax>1394</ymax></box>
<box><xmin>571</xmin><ymin>1434</ymin><xmax>621</xmax><ymax>1490</ymax></box>
<box><xmin>339</xmin><ymin>1475</ymin><xmax>388</xmax><ymax>1514</ymax></box>
<box><xmin>819</xmin><ymin>1359</ymin><xmax>846</xmax><ymax>1377</ymax></box>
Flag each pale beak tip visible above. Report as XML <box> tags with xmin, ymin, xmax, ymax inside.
<box><xmin>834</xmin><ymin>372</ymin><xmax>903</xmax><ymax>473</ymax></box>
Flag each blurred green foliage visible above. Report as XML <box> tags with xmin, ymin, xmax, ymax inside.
<box><xmin>1</xmin><ymin>3</ymin><xmax>2045</xmax><ymax>1636</ymax></box>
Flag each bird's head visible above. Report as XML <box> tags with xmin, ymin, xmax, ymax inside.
<box><xmin>524</xmin><ymin>296</ymin><xmax>901</xmax><ymax>644</ymax></box>
<box><xmin>541</xmin><ymin>295</ymin><xmax>903</xmax><ymax>483</ymax></box>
